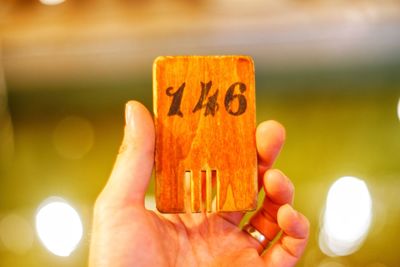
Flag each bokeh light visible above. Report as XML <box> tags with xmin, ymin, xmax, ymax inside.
<box><xmin>397</xmin><ymin>98</ymin><xmax>400</xmax><ymax>121</ymax></box>
<box><xmin>35</xmin><ymin>197</ymin><xmax>83</xmax><ymax>257</ymax></box>
<box><xmin>53</xmin><ymin>116</ymin><xmax>94</xmax><ymax>160</ymax></box>
<box><xmin>39</xmin><ymin>0</ymin><xmax>65</xmax><ymax>6</ymax></box>
<box><xmin>0</xmin><ymin>214</ymin><xmax>34</xmax><ymax>254</ymax></box>
<box><xmin>319</xmin><ymin>176</ymin><xmax>372</xmax><ymax>256</ymax></box>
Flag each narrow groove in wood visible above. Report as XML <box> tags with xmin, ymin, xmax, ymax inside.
<box><xmin>211</xmin><ymin>169</ymin><xmax>218</xmax><ymax>212</ymax></box>
<box><xmin>190</xmin><ymin>170</ymin><xmax>195</xmax><ymax>212</ymax></box>
<box><xmin>201</xmin><ymin>170</ymin><xmax>207</xmax><ymax>212</ymax></box>
<box><xmin>190</xmin><ymin>170</ymin><xmax>201</xmax><ymax>213</ymax></box>
<box><xmin>184</xmin><ymin>170</ymin><xmax>191</xmax><ymax>213</ymax></box>
<box><xmin>206</xmin><ymin>170</ymin><xmax>212</xmax><ymax>212</ymax></box>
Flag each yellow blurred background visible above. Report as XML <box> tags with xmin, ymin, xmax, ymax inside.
<box><xmin>1</xmin><ymin>0</ymin><xmax>400</xmax><ymax>266</ymax></box>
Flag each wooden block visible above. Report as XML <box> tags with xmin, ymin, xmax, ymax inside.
<box><xmin>153</xmin><ymin>56</ymin><xmax>257</xmax><ymax>213</ymax></box>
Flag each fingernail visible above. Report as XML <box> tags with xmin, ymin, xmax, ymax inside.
<box><xmin>125</xmin><ymin>102</ymin><xmax>134</xmax><ymax>128</ymax></box>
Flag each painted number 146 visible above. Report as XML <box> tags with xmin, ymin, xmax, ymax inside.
<box><xmin>166</xmin><ymin>81</ymin><xmax>248</xmax><ymax>117</ymax></box>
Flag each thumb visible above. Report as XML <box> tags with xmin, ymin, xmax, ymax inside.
<box><xmin>101</xmin><ymin>101</ymin><xmax>155</xmax><ymax>207</ymax></box>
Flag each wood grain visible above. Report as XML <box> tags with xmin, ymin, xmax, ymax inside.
<box><xmin>153</xmin><ymin>56</ymin><xmax>257</xmax><ymax>213</ymax></box>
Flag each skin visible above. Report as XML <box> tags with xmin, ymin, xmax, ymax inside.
<box><xmin>89</xmin><ymin>101</ymin><xmax>309</xmax><ymax>267</ymax></box>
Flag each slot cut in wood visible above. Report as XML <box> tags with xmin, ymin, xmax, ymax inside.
<box><xmin>186</xmin><ymin>169</ymin><xmax>218</xmax><ymax>212</ymax></box>
<box><xmin>211</xmin><ymin>170</ymin><xmax>218</xmax><ymax>212</ymax></box>
<box><xmin>184</xmin><ymin>170</ymin><xmax>192</xmax><ymax>213</ymax></box>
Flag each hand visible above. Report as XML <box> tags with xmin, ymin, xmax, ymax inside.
<box><xmin>89</xmin><ymin>101</ymin><xmax>309</xmax><ymax>267</ymax></box>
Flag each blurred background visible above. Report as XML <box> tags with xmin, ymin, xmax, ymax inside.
<box><xmin>0</xmin><ymin>0</ymin><xmax>400</xmax><ymax>266</ymax></box>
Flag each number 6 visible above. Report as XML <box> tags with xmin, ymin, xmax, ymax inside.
<box><xmin>224</xmin><ymin>82</ymin><xmax>247</xmax><ymax>116</ymax></box>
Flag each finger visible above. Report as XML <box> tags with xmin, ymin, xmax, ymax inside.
<box><xmin>248</xmin><ymin>169</ymin><xmax>294</xmax><ymax>242</ymax></box>
<box><xmin>220</xmin><ymin>121</ymin><xmax>286</xmax><ymax>226</ymax></box>
<box><xmin>262</xmin><ymin>204</ymin><xmax>309</xmax><ymax>267</ymax></box>
<box><xmin>99</xmin><ymin>101</ymin><xmax>155</xmax><ymax>207</ymax></box>
<box><xmin>256</xmin><ymin>121</ymin><xmax>286</xmax><ymax>188</ymax></box>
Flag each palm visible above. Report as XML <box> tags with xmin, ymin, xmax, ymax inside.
<box><xmin>104</xmin><ymin>206</ymin><xmax>263</xmax><ymax>267</ymax></box>
<box><xmin>89</xmin><ymin>101</ymin><xmax>309</xmax><ymax>267</ymax></box>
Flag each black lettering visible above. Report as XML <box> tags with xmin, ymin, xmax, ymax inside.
<box><xmin>224</xmin><ymin>82</ymin><xmax>247</xmax><ymax>116</ymax></box>
<box><xmin>192</xmin><ymin>81</ymin><xmax>219</xmax><ymax>116</ymax></box>
<box><xmin>166</xmin><ymin>83</ymin><xmax>185</xmax><ymax>117</ymax></box>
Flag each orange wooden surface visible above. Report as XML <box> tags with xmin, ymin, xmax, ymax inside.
<box><xmin>153</xmin><ymin>56</ymin><xmax>257</xmax><ymax>213</ymax></box>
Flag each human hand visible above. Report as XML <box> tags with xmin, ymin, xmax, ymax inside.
<box><xmin>89</xmin><ymin>101</ymin><xmax>309</xmax><ymax>267</ymax></box>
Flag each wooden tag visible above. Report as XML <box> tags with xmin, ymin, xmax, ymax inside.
<box><xmin>153</xmin><ymin>56</ymin><xmax>257</xmax><ymax>213</ymax></box>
